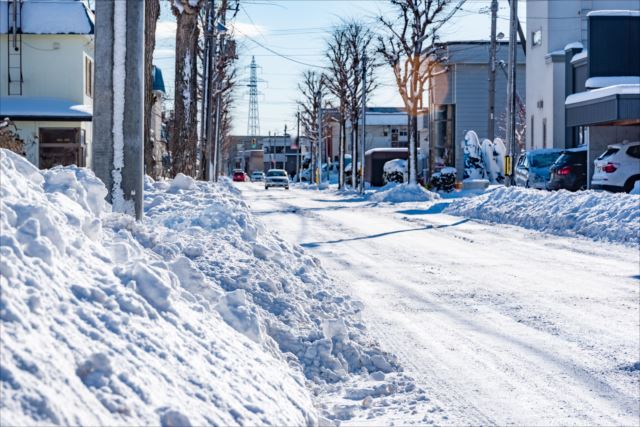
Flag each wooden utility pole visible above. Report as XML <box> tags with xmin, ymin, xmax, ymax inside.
<box><xmin>506</xmin><ymin>0</ymin><xmax>518</xmax><ymax>186</ymax></box>
<box><xmin>94</xmin><ymin>0</ymin><xmax>144</xmax><ymax>219</ymax></box>
<box><xmin>487</xmin><ymin>0</ymin><xmax>498</xmax><ymax>141</ymax></box>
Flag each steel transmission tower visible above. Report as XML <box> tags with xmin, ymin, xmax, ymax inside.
<box><xmin>247</xmin><ymin>56</ymin><xmax>260</xmax><ymax>136</ymax></box>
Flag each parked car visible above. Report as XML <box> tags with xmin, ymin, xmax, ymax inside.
<box><xmin>547</xmin><ymin>146</ymin><xmax>587</xmax><ymax>191</ymax></box>
<box><xmin>515</xmin><ymin>149</ymin><xmax>563</xmax><ymax>189</ymax></box>
<box><xmin>265</xmin><ymin>169</ymin><xmax>289</xmax><ymax>190</ymax></box>
<box><xmin>250</xmin><ymin>171</ymin><xmax>266</xmax><ymax>182</ymax></box>
<box><xmin>591</xmin><ymin>141</ymin><xmax>640</xmax><ymax>193</ymax></box>
<box><xmin>232</xmin><ymin>170</ymin><xmax>249</xmax><ymax>182</ymax></box>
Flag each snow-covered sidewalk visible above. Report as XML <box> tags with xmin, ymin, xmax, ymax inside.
<box><xmin>0</xmin><ymin>150</ymin><xmax>406</xmax><ymax>425</ymax></box>
<box><xmin>241</xmin><ymin>182</ymin><xmax>640</xmax><ymax>426</ymax></box>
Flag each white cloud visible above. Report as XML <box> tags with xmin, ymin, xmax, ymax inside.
<box><xmin>156</xmin><ymin>21</ymin><xmax>177</xmax><ymax>40</ymax></box>
<box><xmin>230</xmin><ymin>21</ymin><xmax>267</xmax><ymax>38</ymax></box>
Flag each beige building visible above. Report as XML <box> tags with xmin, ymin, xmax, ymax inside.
<box><xmin>0</xmin><ymin>0</ymin><xmax>94</xmax><ymax>168</ymax></box>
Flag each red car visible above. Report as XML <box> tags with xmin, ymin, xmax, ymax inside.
<box><xmin>232</xmin><ymin>170</ymin><xmax>248</xmax><ymax>182</ymax></box>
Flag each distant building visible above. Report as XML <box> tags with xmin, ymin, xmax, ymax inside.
<box><xmin>346</xmin><ymin>107</ymin><xmax>409</xmax><ymax>155</ymax></box>
<box><xmin>525</xmin><ymin>0</ymin><xmax>639</xmax><ymax>150</ymax></box>
<box><xmin>150</xmin><ymin>65</ymin><xmax>169</xmax><ymax>177</ymax></box>
<box><xmin>426</xmin><ymin>41</ymin><xmax>526</xmax><ymax>179</ymax></box>
<box><xmin>0</xmin><ymin>0</ymin><xmax>95</xmax><ymax>168</ymax></box>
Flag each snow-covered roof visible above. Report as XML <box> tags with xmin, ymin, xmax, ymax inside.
<box><xmin>586</xmin><ymin>76</ymin><xmax>640</xmax><ymax>89</ymax></box>
<box><xmin>363</xmin><ymin>113</ymin><xmax>408</xmax><ymax>126</ymax></box>
<box><xmin>0</xmin><ymin>96</ymin><xmax>92</xmax><ymax>120</ymax></box>
<box><xmin>566</xmin><ymin>84</ymin><xmax>640</xmax><ymax>105</ymax></box>
<box><xmin>571</xmin><ymin>50</ymin><xmax>588</xmax><ymax>64</ymax></box>
<box><xmin>0</xmin><ymin>0</ymin><xmax>94</xmax><ymax>35</ymax></box>
<box><xmin>587</xmin><ymin>10</ymin><xmax>640</xmax><ymax>17</ymax></box>
<box><xmin>564</xmin><ymin>42</ymin><xmax>583</xmax><ymax>51</ymax></box>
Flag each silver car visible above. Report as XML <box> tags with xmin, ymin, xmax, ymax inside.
<box><xmin>265</xmin><ymin>169</ymin><xmax>289</xmax><ymax>190</ymax></box>
<box><xmin>515</xmin><ymin>149</ymin><xmax>563</xmax><ymax>189</ymax></box>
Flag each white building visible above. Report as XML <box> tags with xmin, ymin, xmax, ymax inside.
<box><xmin>525</xmin><ymin>0</ymin><xmax>638</xmax><ymax>150</ymax></box>
<box><xmin>345</xmin><ymin>107</ymin><xmax>409</xmax><ymax>154</ymax></box>
<box><xmin>0</xmin><ymin>0</ymin><xmax>94</xmax><ymax>168</ymax></box>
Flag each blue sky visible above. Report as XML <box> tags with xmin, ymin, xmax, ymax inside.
<box><xmin>154</xmin><ymin>0</ymin><xmax>524</xmax><ymax>136</ymax></box>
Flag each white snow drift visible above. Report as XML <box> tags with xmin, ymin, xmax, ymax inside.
<box><xmin>445</xmin><ymin>186</ymin><xmax>640</xmax><ymax>245</ymax></box>
<box><xmin>0</xmin><ymin>149</ymin><xmax>395</xmax><ymax>425</ymax></box>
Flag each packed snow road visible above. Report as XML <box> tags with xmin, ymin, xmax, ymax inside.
<box><xmin>239</xmin><ymin>182</ymin><xmax>640</xmax><ymax>426</ymax></box>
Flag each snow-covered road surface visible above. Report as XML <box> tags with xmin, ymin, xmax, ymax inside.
<box><xmin>240</xmin><ymin>183</ymin><xmax>640</xmax><ymax>426</ymax></box>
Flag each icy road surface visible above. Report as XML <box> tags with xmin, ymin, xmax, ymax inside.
<box><xmin>240</xmin><ymin>183</ymin><xmax>640</xmax><ymax>426</ymax></box>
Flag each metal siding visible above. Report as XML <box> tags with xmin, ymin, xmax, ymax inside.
<box><xmin>589</xmin><ymin>16</ymin><xmax>640</xmax><ymax>77</ymax></box>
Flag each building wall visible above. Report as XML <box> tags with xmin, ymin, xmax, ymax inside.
<box><xmin>0</xmin><ymin>34</ymin><xmax>94</xmax><ymax>103</ymax></box>
<box><xmin>1</xmin><ymin>34</ymin><xmax>94</xmax><ymax>167</ymax></box>
<box><xmin>525</xmin><ymin>0</ymin><xmax>639</xmax><ymax>150</ymax></box>
<box><xmin>10</xmin><ymin>120</ymin><xmax>91</xmax><ymax>167</ymax></box>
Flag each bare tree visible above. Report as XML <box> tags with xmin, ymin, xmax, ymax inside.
<box><xmin>170</xmin><ymin>0</ymin><xmax>204</xmax><ymax>177</ymax></box>
<box><xmin>324</xmin><ymin>26</ymin><xmax>350</xmax><ymax>189</ymax></box>
<box><xmin>378</xmin><ymin>0</ymin><xmax>465</xmax><ymax>184</ymax></box>
<box><xmin>297</xmin><ymin>70</ymin><xmax>326</xmax><ymax>184</ymax></box>
<box><xmin>144</xmin><ymin>0</ymin><xmax>161</xmax><ymax>178</ymax></box>
<box><xmin>345</xmin><ymin>22</ymin><xmax>377</xmax><ymax>189</ymax></box>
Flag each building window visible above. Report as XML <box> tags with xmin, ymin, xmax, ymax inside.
<box><xmin>85</xmin><ymin>56</ymin><xmax>94</xmax><ymax>98</ymax></box>
<box><xmin>39</xmin><ymin>128</ymin><xmax>84</xmax><ymax>168</ymax></box>
<box><xmin>530</xmin><ymin>115</ymin><xmax>534</xmax><ymax>149</ymax></box>
<box><xmin>383</xmin><ymin>128</ymin><xmax>389</xmax><ymax>137</ymax></box>
<box><xmin>532</xmin><ymin>29</ymin><xmax>542</xmax><ymax>47</ymax></box>
<box><xmin>542</xmin><ymin>118</ymin><xmax>547</xmax><ymax>149</ymax></box>
<box><xmin>399</xmin><ymin>129</ymin><xmax>408</xmax><ymax>137</ymax></box>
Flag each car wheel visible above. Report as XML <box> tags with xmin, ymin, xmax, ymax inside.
<box><xmin>624</xmin><ymin>177</ymin><xmax>639</xmax><ymax>193</ymax></box>
<box><xmin>265</xmin><ymin>186</ymin><xmax>269</xmax><ymax>190</ymax></box>
<box><xmin>285</xmin><ymin>186</ymin><xmax>289</xmax><ymax>190</ymax></box>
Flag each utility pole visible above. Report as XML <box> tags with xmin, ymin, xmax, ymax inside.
<box><xmin>359</xmin><ymin>54</ymin><xmax>367</xmax><ymax>194</ymax></box>
<box><xmin>487</xmin><ymin>0</ymin><xmax>498</xmax><ymax>142</ymax></box>
<box><xmin>318</xmin><ymin>94</ymin><xmax>323</xmax><ymax>187</ymax></box>
<box><xmin>506</xmin><ymin>0</ymin><xmax>518</xmax><ymax>186</ymax></box>
<box><xmin>200</xmin><ymin>0</ymin><xmax>214</xmax><ymax>180</ymax></box>
<box><xmin>296</xmin><ymin>110</ymin><xmax>301</xmax><ymax>182</ymax></box>
<box><xmin>94</xmin><ymin>0</ymin><xmax>144</xmax><ymax>220</ymax></box>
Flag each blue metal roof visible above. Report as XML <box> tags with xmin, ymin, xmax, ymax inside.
<box><xmin>152</xmin><ymin>66</ymin><xmax>166</xmax><ymax>94</ymax></box>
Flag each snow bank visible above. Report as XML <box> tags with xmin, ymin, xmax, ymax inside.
<box><xmin>1</xmin><ymin>149</ymin><xmax>399</xmax><ymax>425</ymax></box>
<box><xmin>370</xmin><ymin>183</ymin><xmax>440</xmax><ymax>204</ymax></box>
<box><xmin>0</xmin><ymin>150</ymin><xmax>315</xmax><ymax>426</ymax></box>
<box><xmin>445</xmin><ymin>186</ymin><xmax>640</xmax><ymax>245</ymax></box>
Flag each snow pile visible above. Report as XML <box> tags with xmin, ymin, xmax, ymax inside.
<box><xmin>1</xmin><ymin>149</ymin><xmax>400</xmax><ymax>425</ymax></box>
<box><xmin>0</xmin><ymin>150</ymin><xmax>316</xmax><ymax>426</ymax></box>
<box><xmin>142</xmin><ymin>177</ymin><xmax>397</xmax><ymax>384</ymax></box>
<box><xmin>445</xmin><ymin>186</ymin><xmax>640</xmax><ymax>245</ymax></box>
<box><xmin>369</xmin><ymin>183</ymin><xmax>440</xmax><ymax>204</ymax></box>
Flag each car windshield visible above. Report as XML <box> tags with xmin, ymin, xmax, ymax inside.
<box><xmin>530</xmin><ymin>152</ymin><xmax>561</xmax><ymax>168</ymax></box>
<box><xmin>233</xmin><ymin>171</ymin><xmax>243</xmax><ymax>175</ymax></box>
<box><xmin>267</xmin><ymin>170</ymin><xmax>286</xmax><ymax>177</ymax></box>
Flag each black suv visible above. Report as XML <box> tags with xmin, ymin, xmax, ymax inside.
<box><xmin>547</xmin><ymin>147</ymin><xmax>588</xmax><ymax>191</ymax></box>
